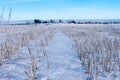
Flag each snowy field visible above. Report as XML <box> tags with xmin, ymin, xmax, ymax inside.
<box><xmin>0</xmin><ymin>24</ymin><xmax>120</xmax><ymax>80</ymax></box>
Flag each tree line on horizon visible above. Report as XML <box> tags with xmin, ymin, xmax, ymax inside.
<box><xmin>34</xmin><ymin>19</ymin><xmax>120</xmax><ymax>24</ymax></box>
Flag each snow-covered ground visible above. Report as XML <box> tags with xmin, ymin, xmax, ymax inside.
<box><xmin>40</xmin><ymin>29</ymin><xmax>86</xmax><ymax>80</ymax></box>
<box><xmin>0</xmin><ymin>24</ymin><xmax>120</xmax><ymax>80</ymax></box>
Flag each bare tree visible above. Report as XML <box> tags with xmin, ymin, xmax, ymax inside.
<box><xmin>0</xmin><ymin>4</ymin><xmax>12</xmax><ymax>24</ymax></box>
<box><xmin>0</xmin><ymin>7</ymin><xmax>5</xmax><ymax>24</ymax></box>
<box><xmin>8</xmin><ymin>6</ymin><xmax>12</xmax><ymax>24</ymax></box>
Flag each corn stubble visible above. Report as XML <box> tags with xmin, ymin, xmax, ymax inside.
<box><xmin>0</xmin><ymin>26</ymin><xmax>54</xmax><ymax>79</ymax></box>
<box><xmin>61</xmin><ymin>26</ymin><xmax>120</xmax><ymax>80</ymax></box>
<box><xmin>23</xmin><ymin>28</ymin><xmax>55</xmax><ymax>79</ymax></box>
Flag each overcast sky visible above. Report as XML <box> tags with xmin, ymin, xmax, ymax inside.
<box><xmin>0</xmin><ymin>0</ymin><xmax>120</xmax><ymax>20</ymax></box>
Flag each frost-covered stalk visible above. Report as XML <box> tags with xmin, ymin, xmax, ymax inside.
<box><xmin>43</xmin><ymin>47</ymin><xmax>49</xmax><ymax>68</ymax></box>
<box><xmin>24</xmin><ymin>65</ymin><xmax>32</xmax><ymax>80</ymax></box>
<box><xmin>41</xmin><ymin>38</ymin><xmax>49</xmax><ymax>68</ymax></box>
<box><xmin>1</xmin><ymin>38</ymin><xmax>13</xmax><ymax>59</ymax></box>
<box><xmin>113</xmin><ymin>61</ymin><xmax>117</xmax><ymax>78</ymax></box>
<box><xmin>28</xmin><ymin>48</ymin><xmax>37</xmax><ymax>79</ymax></box>
<box><xmin>0</xmin><ymin>44</ymin><xmax>3</xmax><ymax>66</ymax></box>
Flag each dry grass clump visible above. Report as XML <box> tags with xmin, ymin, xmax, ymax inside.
<box><xmin>40</xmin><ymin>29</ymin><xmax>55</xmax><ymax>68</ymax></box>
<box><xmin>0</xmin><ymin>44</ymin><xmax>3</xmax><ymax>66</ymax></box>
<box><xmin>24</xmin><ymin>28</ymin><xmax>55</xmax><ymax>79</ymax></box>
<box><xmin>61</xmin><ymin>25</ymin><xmax>120</xmax><ymax>80</ymax></box>
<box><xmin>24</xmin><ymin>47</ymin><xmax>37</xmax><ymax>80</ymax></box>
